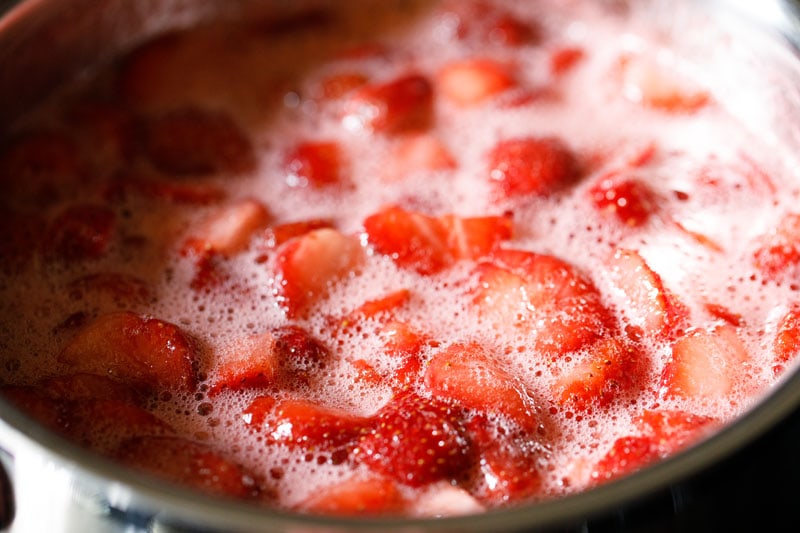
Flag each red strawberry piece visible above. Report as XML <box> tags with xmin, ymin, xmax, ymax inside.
<box><xmin>635</xmin><ymin>409</ymin><xmax>718</xmax><ymax>455</ymax></box>
<box><xmin>619</xmin><ymin>52</ymin><xmax>710</xmax><ymax>113</ymax></box>
<box><xmin>58</xmin><ymin>311</ymin><xmax>198</xmax><ymax>393</ymax></box>
<box><xmin>349</xmin><ymin>358</ymin><xmax>385</xmax><ymax>387</ymax></box>
<box><xmin>437</xmin><ymin>58</ymin><xmax>516</xmax><ymax>107</ymax></box>
<box><xmin>474</xmin><ymin>249</ymin><xmax>610</xmax><ymax>355</ymax></box>
<box><xmin>263</xmin><ymin>218</ymin><xmax>334</xmax><ymax>249</ymax></box>
<box><xmin>66</xmin><ymin>272</ymin><xmax>151</xmax><ymax>307</ymax></box>
<box><xmin>660</xmin><ymin>325</ymin><xmax>750</xmax><ymax>400</ymax></box>
<box><xmin>0</xmin><ymin>130</ymin><xmax>85</xmax><ymax>205</ymax></box>
<box><xmin>342</xmin><ymin>289</ymin><xmax>411</xmax><ymax>329</ymax></box>
<box><xmin>606</xmin><ymin>248</ymin><xmax>687</xmax><ymax>338</ymax></box>
<box><xmin>116</xmin><ymin>436</ymin><xmax>260</xmax><ymax>499</ymax></box>
<box><xmin>385</xmin><ymin>134</ymin><xmax>457</xmax><ymax>181</ymax></box>
<box><xmin>753</xmin><ymin>213</ymin><xmax>800</xmax><ymax>281</ymax></box>
<box><xmin>2</xmin><ymin>386</ymin><xmax>68</xmax><ymax>431</ymax></box>
<box><xmin>550</xmin><ymin>46</ymin><xmax>586</xmax><ymax>76</ymax></box>
<box><xmin>380</xmin><ymin>320</ymin><xmax>426</xmax><ymax>392</ymax></box>
<box><xmin>588</xmin><ymin>173</ymin><xmax>658</xmax><ymax>227</ymax></box>
<box><xmin>441</xmin><ymin>213</ymin><xmax>513</xmax><ymax>260</ymax></box>
<box><xmin>591</xmin><ymin>435</ymin><xmax>660</xmax><ymax>484</ymax></box>
<box><xmin>273</xmin><ymin>228</ymin><xmax>363</xmax><ymax>318</ymax></box>
<box><xmin>425</xmin><ymin>342</ymin><xmax>538</xmax><ymax>430</ymax></box>
<box><xmin>272</xmin><ymin>324</ymin><xmax>332</xmax><ymax>387</ymax></box>
<box><xmin>248</xmin><ymin>397</ymin><xmax>368</xmax><ymax>458</ymax></box>
<box><xmin>355</xmin><ymin>392</ymin><xmax>474</xmax><ymax>487</ymax></box>
<box><xmin>182</xmin><ymin>198</ymin><xmax>270</xmax><ymax>257</ymax></box>
<box><xmin>314</xmin><ymin>72</ymin><xmax>369</xmax><ymax>100</ymax></box>
<box><xmin>284</xmin><ymin>141</ymin><xmax>344</xmax><ymax>188</ymax></box>
<box><xmin>554</xmin><ymin>336</ymin><xmax>645</xmax><ymax>412</ymax></box>
<box><xmin>703</xmin><ymin>302</ymin><xmax>744</xmax><ymax>327</ymax></box>
<box><xmin>363</xmin><ymin>206</ymin><xmax>451</xmax><ymax>275</ymax></box>
<box><xmin>240</xmin><ymin>395</ymin><xmax>276</xmax><ymax>427</ymax></box>
<box><xmin>487</xmin><ymin>136</ymin><xmax>580</xmax><ymax>200</ymax></box>
<box><xmin>342</xmin><ymin>73</ymin><xmax>434</xmax><ymax>134</ymax></box>
<box><xmin>208</xmin><ymin>332</ymin><xmax>278</xmax><ymax>395</ymax></box>
<box><xmin>36</xmin><ymin>373</ymin><xmax>143</xmax><ymax>405</ymax></box>
<box><xmin>42</xmin><ymin>204</ymin><xmax>116</xmax><ymax>263</ymax></box>
<box><xmin>298</xmin><ymin>475</ymin><xmax>406</xmax><ymax>516</ymax></box>
<box><xmin>772</xmin><ymin>303</ymin><xmax>800</xmax><ymax>375</ymax></box>
<box><xmin>142</xmin><ymin>107</ymin><xmax>255</xmax><ymax>176</ymax></box>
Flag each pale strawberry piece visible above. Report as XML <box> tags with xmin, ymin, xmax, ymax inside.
<box><xmin>425</xmin><ymin>342</ymin><xmax>538</xmax><ymax>429</ymax></box>
<box><xmin>355</xmin><ymin>392</ymin><xmax>474</xmax><ymax>487</ymax></box>
<box><xmin>66</xmin><ymin>272</ymin><xmax>151</xmax><ymax>307</ymax></box>
<box><xmin>342</xmin><ymin>73</ymin><xmax>434</xmax><ymax>134</ymax></box>
<box><xmin>619</xmin><ymin>52</ymin><xmax>710</xmax><ymax>113</ymax></box>
<box><xmin>474</xmin><ymin>249</ymin><xmax>611</xmax><ymax>355</ymax></box>
<box><xmin>660</xmin><ymin>325</ymin><xmax>750</xmax><ymax>400</ymax></box>
<box><xmin>606</xmin><ymin>248</ymin><xmax>688</xmax><ymax>338</ymax></box>
<box><xmin>42</xmin><ymin>204</ymin><xmax>116</xmax><ymax>263</ymax></box>
<box><xmin>591</xmin><ymin>435</ymin><xmax>660</xmax><ymax>485</ymax></box>
<box><xmin>549</xmin><ymin>46</ymin><xmax>586</xmax><ymax>76</ymax></box>
<box><xmin>299</xmin><ymin>475</ymin><xmax>407</xmax><ymax>516</ymax></box>
<box><xmin>441</xmin><ymin>213</ymin><xmax>513</xmax><ymax>260</ymax></box>
<box><xmin>412</xmin><ymin>484</ymin><xmax>485</xmax><ymax>517</ymax></box>
<box><xmin>142</xmin><ymin>107</ymin><xmax>256</xmax><ymax>176</ymax></box>
<box><xmin>772</xmin><ymin>302</ymin><xmax>800</xmax><ymax>376</ymax></box>
<box><xmin>182</xmin><ymin>198</ymin><xmax>270</xmax><ymax>257</ymax></box>
<box><xmin>116</xmin><ymin>436</ymin><xmax>260</xmax><ymax>499</ymax></box>
<box><xmin>342</xmin><ymin>289</ymin><xmax>411</xmax><ymax>328</ymax></box>
<box><xmin>437</xmin><ymin>58</ymin><xmax>516</xmax><ymax>107</ymax></box>
<box><xmin>58</xmin><ymin>311</ymin><xmax>198</xmax><ymax>393</ymax></box>
<box><xmin>487</xmin><ymin>136</ymin><xmax>580</xmax><ymax>200</ymax></box>
<box><xmin>385</xmin><ymin>134</ymin><xmax>457</xmax><ymax>181</ymax></box>
<box><xmin>208</xmin><ymin>332</ymin><xmax>278</xmax><ymax>395</ymax></box>
<box><xmin>284</xmin><ymin>141</ymin><xmax>344</xmax><ymax>188</ymax></box>
<box><xmin>588</xmin><ymin>173</ymin><xmax>658</xmax><ymax>227</ymax></box>
<box><xmin>262</xmin><ymin>218</ymin><xmax>334</xmax><ymax>249</ymax></box>
<box><xmin>554</xmin><ymin>336</ymin><xmax>645</xmax><ymax>412</ymax></box>
<box><xmin>753</xmin><ymin>213</ymin><xmax>800</xmax><ymax>281</ymax></box>
<box><xmin>273</xmin><ymin>228</ymin><xmax>364</xmax><ymax>318</ymax></box>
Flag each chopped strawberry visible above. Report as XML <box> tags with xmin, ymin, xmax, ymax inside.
<box><xmin>208</xmin><ymin>332</ymin><xmax>278</xmax><ymax>395</ymax></box>
<box><xmin>247</xmin><ymin>397</ymin><xmax>368</xmax><ymax>458</ymax></box>
<box><xmin>66</xmin><ymin>272</ymin><xmax>151</xmax><ymax>307</ymax></box>
<box><xmin>116</xmin><ymin>436</ymin><xmax>260</xmax><ymax>499</ymax></box>
<box><xmin>703</xmin><ymin>302</ymin><xmax>744</xmax><ymax>327</ymax></box>
<box><xmin>591</xmin><ymin>435</ymin><xmax>660</xmax><ymax>484</ymax></box>
<box><xmin>753</xmin><ymin>213</ymin><xmax>800</xmax><ymax>281</ymax></box>
<box><xmin>619</xmin><ymin>52</ymin><xmax>710</xmax><ymax>113</ymax></box>
<box><xmin>550</xmin><ymin>46</ymin><xmax>586</xmax><ymax>76</ymax></box>
<box><xmin>606</xmin><ymin>248</ymin><xmax>688</xmax><ymax>338</ymax></box>
<box><xmin>635</xmin><ymin>409</ymin><xmax>718</xmax><ymax>455</ymax></box>
<box><xmin>342</xmin><ymin>289</ymin><xmax>411</xmax><ymax>328</ymax></box>
<box><xmin>342</xmin><ymin>73</ymin><xmax>434</xmax><ymax>134</ymax></box>
<box><xmin>58</xmin><ymin>311</ymin><xmax>198</xmax><ymax>393</ymax></box>
<box><xmin>314</xmin><ymin>72</ymin><xmax>369</xmax><ymax>100</ymax></box>
<box><xmin>182</xmin><ymin>198</ymin><xmax>270</xmax><ymax>257</ymax></box>
<box><xmin>660</xmin><ymin>325</ymin><xmax>750</xmax><ymax>400</ymax></box>
<box><xmin>385</xmin><ymin>134</ymin><xmax>457</xmax><ymax>181</ymax></box>
<box><xmin>262</xmin><ymin>218</ymin><xmax>334</xmax><ymax>249</ymax></box>
<box><xmin>380</xmin><ymin>320</ymin><xmax>426</xmax><ymax>392</ymax></box>
<box><xmin>554</xmin><ymin>336</ymin><xmax>645</xmax><ymax>411</ymax></box>
<box><xmin>588</xmin><ymin>174</ymin><xmax>658</xmax><ymax>227</ymax></box>
<box><xmin>473</xmin><ymin>249</ymin><xmax>611</xmax><ymax>355</ymax></box>
<box><xmin>42</xmin><ymin>204</ymin><xmax>116</xmax><ymax>263</ymax></box>
<box><xmin>2</xmin><ymin>386</ymin><xmax>69</xmax><ymax>431</ymax></box>
<box><xmin>299</xmin><ymin>475</ymin><xmax>407</xmax><ymax>516</ymax></box>
<box><xmin>424</xmin><ymin>342</ymin><xmax>538</xmax><ymax>429</ymax></box>
<box><xmin>273</xmin><ymin>228</ymin><xmax>363</xmax><ymax>318</ymax></box>
<box><xmin>437</xmin><ymin>59</ymin><xmax>516</xmax><ymax>107</ymax></box>
<box><xmin>487</xmin><ymin>136</ymin><xmax>580</xmax><ymax>200</ymax></box>
<box><xmin>284</xmin><ymin>141</ymin><xmax>344</xmax><ymax>188</ymax></box>
<box><xmin>363</xmin><ymin>206</ymin><xmax>512</xmax><ymax>274</ymax></box>
<box><xmin>36</xmin><ymin>373</ymin><xmax>143</xmax><ymax>405</ymax></box>
<box><xmin>772</xmin><ymin>303</ymin><xmax>800</xmax><ymax>375</ymax></box>
<box><xmin>271</xmin><ymin>325</ymin><xmax>332</xmax><ymax>387</ymax></box>
<box><xmin>349</xmin><ymin>358</ymin><xmax>385</xmax><ymax>387</ymax></box>
<box><xmin>355</xmin><ymin>392</ymin><xmax>474</xmax><ymax>487</ymax></box>
<box><xmin>142</xmin><ymin>107</ymin><xmax>255</xmax><ymax>176</ymax></box>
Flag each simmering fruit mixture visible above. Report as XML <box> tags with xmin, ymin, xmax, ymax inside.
<box><xmin>1</xmin><ymin>0</ymin><xmax>799</xmax><ymax>517</ymax></box>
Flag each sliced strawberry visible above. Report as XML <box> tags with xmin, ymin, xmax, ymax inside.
<box><xmin>591</xmin><ymin>435</ymin><xmax>660</xmax><ymax>484</ymax></box>
<box><xmin>441</xmin><ymin>213</ymin><xmax>513</xmax><ymax>260</ymax></box>
<box><xmin>271</xmin><ymin>324</ymin><xmax>332</xmax><ymax>387</ymax></box>
<box><xmin>182</xmin><ymin>198</ymin><xmax>270</xmax><ymax>257</ymax></box>
<box><xmin>284</xmin><ymin>141</ymin><xmax>344</xmax><ymax>188</ymax></box>
<box><xmin>554</xmin><ymin>336</ymin><xmax>645</xmax><ymax>411</ymax></box>
<box><xmin>660</xmin><ymin>325</ymin><xmax>750</xmax><ymax>400</ymax></box>
<box><xmin>772</xmin><ymin>303</ymin><xmax>800</xmax><ymax>375</ymax></box>
<box><xmin>42</xmin><ymin>204</ymin><xmax>116</xmax><ymax>263</ymax></box>
<box><xmin>619</xmin><ymin>52</ymin><xmax>710</xmax><ymax>113</ymax></box>
<box><xmin>425</xmin><ymin>342</ymin><xmax>538</xmax><ymax>429</ymax></box>
<box><xmin>606</xmin><ymin>248</ymin><xmax>688</xmax><ymax>338</ymax></box>
<box><xmin>635</xmin><ymin>409</ymin><xmax>718</xmax><ymax>455</ymax></box>
<box><xmin>703</xmin><ymin>302</ymin><xmax>744</xmax><ymax>327</ymax></box>
<box><xmin>487</xmin><ymin>136</ymin><xmax>580</xmax><ymax>201</ymax></box>
<box><xmin>273</xmin><ymin>228</ymin><xmax>363</xmax><ymax>318</ymax></box>
<box><xmin>208</xmin><ymin>332</ymin><xmax>278</xmax><ymax>395</ymax></box>
<box><xmin>474</xmin><ymin>249</ymin><xmax>611</xmax><ymax>355</ymax></box>
<box><xmin>66</xmin><ymin>272</ymin><xmax>151</xmax><ymax>307</ymax></box>
<box><xmin>116</xmin><ymin>436</ymin><xmax>260</xmax><ymax>499</ymax></box>
<box><xmin>142</xmin><ymin>107</ymin><xmax>255</xmax><ymax>176</ymax></box>
<box><xmin>342</xmin><ymin>289</ymin><xmax>411</xmax><ymax>329</ymax></box>
<box><xmin>385</xmin><ymin>134</ymin><xmax>457</xmax><ymax>181</ymax></box>
<box><xmin>380</xmin><ymin>320</ymin><xmax>426</xmax><ymax>392</ymax></box>
<box><xmin>58</xmin><ymin>311</ymin><xmax>198</xmax><ymax>393</ymax></box>
<box><xmin>549</xmin><ymin>46</ymin><xmax>586</xmax><ymax>76</ymax></box>
<box><xmin>437</xmin><ymin>58</ymin><xmax>516</xmax><ymax>107</ymax></box>
<box><xmin>342</xmin><ymin>73</ymin><xmax>434</xmax><ymax>134</ymax></box>
<box><xmin>356</xmin><ymin>392</ymin><xmax>474</xmax><ymax>487</ymax></box>
<box><xmin>314</xmin><ymin>72</ymin><xmax>369</xmax><ymax>100</ymax></box>
<box><xmin>753</xmin><ymin>213</ymin><xmax>800</xmax><ymax>281</ymax></box>
<box><xmin>349</xmin><ymin>358</ymin><xmax>385</xmax><ymax>387</ymax></box>
<box><xmin>298</xmin><ymin>475</ymin><xmax>406</xmax><ymax>516</ymax></box>
<box><xmin>588</xmin><ymin>174</ymin><xmax>658</xmax><ymax>227</ymax></box>
<box><xmin>262</xmin><ymin>218</ymin><xmax>334</xmax><ymax>249</ymax></box>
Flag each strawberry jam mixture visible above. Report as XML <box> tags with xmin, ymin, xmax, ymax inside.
<box><xmin>1</xmin><ymin>0</ymin><xmax>799</xmax><ymax>518</ymax></box>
